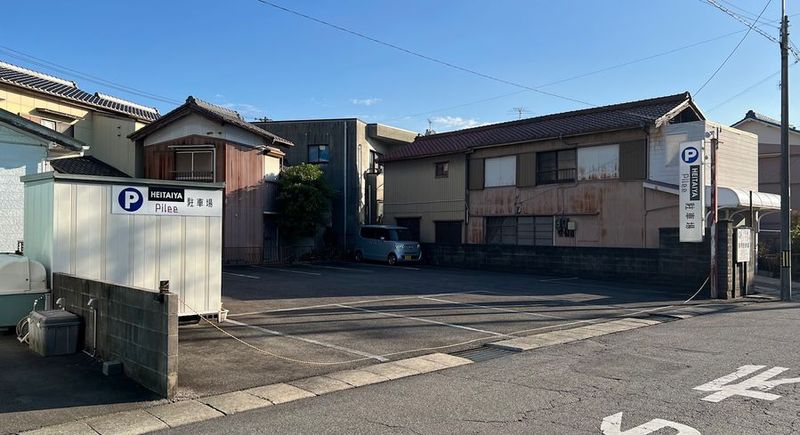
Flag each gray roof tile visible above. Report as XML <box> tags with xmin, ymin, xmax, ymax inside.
<box><xmin>0</xmin><ymin>60</ymin><xmax>160</xmax><ymax>122</ymax></box>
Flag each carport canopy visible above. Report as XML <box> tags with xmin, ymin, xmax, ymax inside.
<box><xmin>709</xmin><ymin>186</ymin><xmax>781</xmax><ymax>211</ymax></box>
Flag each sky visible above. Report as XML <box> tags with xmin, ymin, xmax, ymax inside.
<box><xmin>2</xmin><ymin>0</ymin><xmax>799</xmax><ymax>134</ymax></box>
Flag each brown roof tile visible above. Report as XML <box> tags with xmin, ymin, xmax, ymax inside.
<box><xmin>382</xmin><ymin>92</ymin><xmax>698</xmax><ymax>162</ymax></box>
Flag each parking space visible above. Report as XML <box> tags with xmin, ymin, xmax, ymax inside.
<box><xmin>178</xmin><ymin>263</ymin><xmax>690</xmax><ymax>398</ymax></box>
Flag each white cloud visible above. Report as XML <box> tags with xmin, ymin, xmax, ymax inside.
<box><xmin>431</xmin><ymin>116</ymin><xmax>484</xmax><ymax>129</ymax></box>
<box><xmin>350</xmin><ymin>98</ymin><xmax>382</xmax><ymax>106</ymax></box>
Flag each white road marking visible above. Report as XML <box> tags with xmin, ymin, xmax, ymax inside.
<box><xmin>223</xmin><ymin>318</ymin><xmax>388</xmax><ymax>362</ymax></box>
<box><xmin>311</xmin><ymin>264</ymin><xmax>373</xmax><ymax>273</ymax></box>
<box><xmin>538</xmin><ymin>277</ymin><xmax>579</xmax><ymax>283</ymax></box>
<box><xmin>222</xmin><ymin>271</ymin><xmax>260</xmax><ymax>280</ymax></box>
<box><xmin>420</xmin><ymin>296</ymin><xmax>566</xmax><ymax>320</ymax></box>
<box><xmin>694</xmin><ymin>365</ymin><xmax>800</xmax><ymax>402</ymax></box>
<box><xmin>601</xmin><ymin>412</ymin><xmax>700</xmax><ymax>435</ymax></box>
<box><xmin>337</xmin><ymin>304</ymin><xmax>513</xmax><ymax>338</ymax></box>
<box><xmin>228</xmin><ymin>291</ymin><xmax>487</xmax><ymax>318</ymax></box>
<box><xmin>351</xmin><ymin>263</ymin><xmax>421</xmax><ymax>271</ymax></box>
<box><xmin>250</xmin><ymin>265</ymin><xmax>321</xmax><ymax>276</ymax></box>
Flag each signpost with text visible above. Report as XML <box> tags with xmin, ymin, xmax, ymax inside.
<box><xmin>679</xmin><ymin>141</ymin><xmax>705</xmax><ymax>242</ymax></box>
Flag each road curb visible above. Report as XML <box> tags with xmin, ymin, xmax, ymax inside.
<box><xmin>18</xmin><ymin>352</ymin><xmax>472</xmax><ymax>435</ymax></box>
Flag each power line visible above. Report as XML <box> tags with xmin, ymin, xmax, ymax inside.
<box><xmin>705</xmin><ymin>68</ymin><xmax>781</xmax><ymax>112</ymax></box>
<box><xmin>0</xmin><ymin>45</ymin><xmax>182</xmax><ymax>106</ymax></box>
<box><xmin>717</xmin><ymin>0</ymin><xmax>780</xmax><ymax>27</ymax></box>
<box><xmin>695</xmin><ymin>0</ymin><xmax>773</xmax><ymax>96</ymax></box>
<box><xmin>383</xmin><ymin>28</ymin><xmax>749</xmax><ymax>123</ymax></box>
<box><xmin>254</xmin><ymin>0</ymin><xmax>595</xmax><ymax>108</ymax></box>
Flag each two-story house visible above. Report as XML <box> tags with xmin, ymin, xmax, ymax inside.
<box><xmin>128</xmin><ymin>96</ymin><xmax>293</xmax><ymax>264</ymax></box>
<box><xmin>731</xmin><ymin>110</ymin><xmax>800</xmax><ymax>243</ymax></box>
<box><xmin>0</xmin><ymin>60</ymin><xmax>160</xmax><ymax>176</ymax></box>
<box><xmin>255</xmin><ymin>119</ymin><xmax>417</xmax><ymax>251</ymax></box>
<box><xmin>382</xmin><ymin>92</ymin><xmax>762</xmax><ymax>249</ymax></box>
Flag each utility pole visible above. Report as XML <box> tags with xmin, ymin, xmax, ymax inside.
<box><xmin>780</xmin><ymin>0</ymin><xmax>792</xmax><ymax>301</ymax></box>
<box><xmin>710</xmin><ymin>132</ymin><xmax>719</xmax><ymax>299</ymax></box>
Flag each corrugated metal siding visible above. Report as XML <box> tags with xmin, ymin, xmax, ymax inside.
<box><xmin>517</xmin><ymin>153</ymin><xmax>536</xmax><ymax>187</ymax></box>
<box><xmin>223</xmin><ymin>143</ymin><xmax>265</xmax><ymax>264</ymax></box>
<box><xmin>619</xmin><ymin>139</ymin><xmax>647</xmax><ymax>180</ymax></box>
<box><xmin>469</xmin><ymin>157</ymin><xmax>484</xmax><ymax>190</ymax></box>
<box><xmin>383</xmin><ymin>155</ymin><xmax>465</xmax><ymax>242</ymax></box>
<box><xmin>25</xmin><ymin>179</ymin><xmax>222</xmax><ymax>315</ymax></box>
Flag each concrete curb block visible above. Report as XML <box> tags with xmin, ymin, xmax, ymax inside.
<box><xmin>19</xmin><ymin>352</ymin><xmax>472</xmax><ymax>435</ymax></box>
<box><xmin>488</xmin><ymin>318</ymin><xmax>663</xmax><ymax>352</ymax></box>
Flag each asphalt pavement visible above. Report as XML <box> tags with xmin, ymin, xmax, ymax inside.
<box><xmin>161</xmin><ymin>300</ymin><xmax>800</xmax><ymax>434</ymax></box>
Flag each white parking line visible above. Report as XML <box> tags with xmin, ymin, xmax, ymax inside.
<box><xmin>222</xmin><ymin>271</ymin><xmax>260</xmax><ymax>280</ymax></box>
<box><xmin>351</xmin><ymin>263</ymin><xmax>421</xmax><ymax>271</ymax></box>
<box><xmin>250</xmin><ymin>265</ymin><xmax>321</xmax><ymax>276</ymax></box>
<box><xmin>229</xmin><ymin>291</ymin><xmax>488</xmax><ymax>318</ymax></box>
<box><xmin>224</xmin><ymin>318</ymin><xmax>388</xmax><ymax>362</ymax></box>
<box><xmin>337</xmin><ymin>304</ymin><xmax>513</xmax><ymax>338</ymax></box>
<box><xmin>538</xmin><ymin>277</ymin><xmax>579</xmax><ymax>283</ymax></box>
<box><xmin>312</xmin><ymin>264</ymin><xmax>373</xmax><ymax>273</ymax></box>
<box><xmin>420</xmin><ymin>296</ymin><xmax>566</xmax><ymax>320</ymax></box>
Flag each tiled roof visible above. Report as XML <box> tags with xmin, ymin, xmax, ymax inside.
<box><xmin>0</xmin><ymin>60</ymin><xmax>160</xmax><ymax>122</ymax></box>
<box><xmin>129</xmin><ymin>96</ymin><xmax>293</xmax><ymax>147</ymax></box>
<box><xmin>0</xmin><ymin>107</ymin><xmax>86</xmax><ymax>152</ymax></box>
<box><xmin>50</xmin><ymin>156</ymin><xmax>129</xmax><ymax>177</ymax></box>
<box><xmin>382</xmin><ymin>92</ymin><xmax>698</xmax><ymax>162</ymax></box>
<box><xmin>733</xmin><ymin>109</ymin><xmax>798</xmax><ymax>132</ymax></box>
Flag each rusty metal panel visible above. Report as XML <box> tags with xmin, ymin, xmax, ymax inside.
<box><xmin>619</xmin><ymin>139</ymin><xmax>647</xmax><ymax>180</ymax></box>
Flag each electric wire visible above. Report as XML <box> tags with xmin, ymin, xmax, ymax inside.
<box><xmin>695</xmin><ymin>0</ymin><xmax>773</xmax><ymax>96</ymax></box>
<box><xmin>706</xmin><ymin>68</ymin><xmax>782</xmax><ymax>112</ymax></box>
<box><xmin>384</xmin><ymin>28</ymin><xmax>750</xmax><ymax>123</ymax></box>
<box><xmin>0</xmin><ymin>45</ymin><xmax>182</xmax><ymax>106</ymax></box>
<box><xmin>253</xmin><ymin>0</ymin><xmax>595</xmax><ymax>109</ymax></box>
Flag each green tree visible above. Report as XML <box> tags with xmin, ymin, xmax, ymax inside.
<box><xmin>276</xmin><ymin>164</ymin><xmax>334</xmax><ymax>240</ymax></box>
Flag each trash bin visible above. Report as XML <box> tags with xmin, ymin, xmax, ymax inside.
<box><xmin>28</xmin><ymin>310</ymin><xmax>81</xmax><ymax>356</ymax></box>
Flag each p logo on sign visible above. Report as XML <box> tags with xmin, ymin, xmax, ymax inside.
<box><xmin>681</xmin><ymin>146</ymin><xmax>699</xmax><ymax>164</ymax></box>
<box><xmin>118</xmin><ymin>187</ymin><xmax>144</xmax><ymax>212</ymax></box>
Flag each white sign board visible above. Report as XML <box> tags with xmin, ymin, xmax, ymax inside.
<box><xmin>679</xmin><ymin>141</ymin><xmax>705</xmax><ymax>242</ymax></box>
<box><xmin>111</xmin><ymin>185</ymin><xmax>222</xmax><ymax>217</ymax></box>
<box><xmin>736</xmin><ymin>228</ymin><xmax>752</xmax><ymax>263</ymax></box>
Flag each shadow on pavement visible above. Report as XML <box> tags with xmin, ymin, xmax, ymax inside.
<box><xmin>0</xmin><ymin>330</ymin><xmax>160</xmax><ymax>433</ymax></box>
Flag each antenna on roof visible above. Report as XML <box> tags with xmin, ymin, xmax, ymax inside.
<box><xmin>424</xmin><ymin>118</ymin><xmax>436</xmax><ymax>136</ymax></box>
<box><xmin>511</xmin><ymin>107</ymin><xmax>530</xmax><ymax>120</ymax></box>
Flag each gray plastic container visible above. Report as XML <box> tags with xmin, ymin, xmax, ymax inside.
<box><xmin>28</xmin><ymin>310</ymin><xmax>81</xmax><ymax>356</ymax></box>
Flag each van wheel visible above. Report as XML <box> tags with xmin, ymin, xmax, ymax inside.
<box><xmin>354</xmin><ymin>251</ymin><xmax>363</xmax><ymax>262</ymax></box>
<box><xmin>387</xmin><ymin>253</ymin><xmax>398</xmax><ymax>266</ymax></box>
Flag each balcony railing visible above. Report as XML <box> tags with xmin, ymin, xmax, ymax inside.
<box><xmin>536</xmin><ymin>168</ymin><xmax>577</xmax><ymax>185</ymax></box>
<box><xmin>172</xmin><ymin>171</ymin><xmax>214</xmax><ymax>182</ymax></box>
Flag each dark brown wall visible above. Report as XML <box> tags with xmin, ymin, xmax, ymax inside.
<box><xmin>143</xmin><ymin>135</ymin><xmax>266</xmax><ymax>264</ymax></box>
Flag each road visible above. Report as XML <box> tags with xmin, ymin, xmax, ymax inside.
<box><xmin>161</xmin><ymin>300</ymin><xmax>800</xmax><ymax>434</ymax></box>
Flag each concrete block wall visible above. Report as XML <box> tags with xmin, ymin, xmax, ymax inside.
<box><xmin>424</xmin><ymin>228</ymin><xmax>718</xmax><ymax>293</ymax></box>
<box><xmin>52</xmin><ymin>273</ymin><xmax>178</xmax><ymax>398</ymax></box>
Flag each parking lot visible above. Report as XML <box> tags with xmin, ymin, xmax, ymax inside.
<box><xmin>178</xmin><ymin>263</ymin><xmax>692</xmax><ymax>398</ymax></box>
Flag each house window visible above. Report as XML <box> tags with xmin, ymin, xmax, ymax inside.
<box><xmin>435</xmin><ymin>221</ymin><xmax>462</xmax><ymax>244</ymax></box>
<box><xmin>40</xmin><ymin>119</ymin><xmax>57</xmax><ymax>130</ymax></box>
<box><xmin>577</xmin><ymin>144</ymin><xmax>619</xmax><ymax>180</ymax></box>
<box><xmin>174</xmin><ymin>150</ymin><xmax>215</xmax><ymax>182</ymax></box>
<box><xmin>484</xmin><ymin>155</ymin><xmax>516</xmax><ymax>187</ymax></box>
<box><xmin>308</xmin><ymin>144</ymin><xmax>330</xmax><ymax>163</ymax></box>
<box><xmin>486</xmin><ymin>216</ymin><xmax>553</xmax><ymax>246</ymax></box>
<box><xmin>435</xmin><ymin>161</ymin><xmax>449</xmax><ymax>178</ymax></box>
<box><xmin>536</xmin><ymin>149</ymin><xmax>576</xmax><ymax>184</ymax></box>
